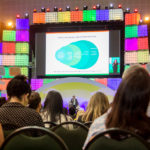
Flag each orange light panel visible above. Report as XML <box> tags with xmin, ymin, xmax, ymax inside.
<box><xmin>33</xmin><ymin>12</ymin><xmax>45</xmax><ymax>23</ymax></box>
<box><xmin>71</xmin><ymin>11</ymin><xmax>83</xmax><ymax>22</ymax></box>
<box><xmin>125</xmin><ymin>13</ymin><xmax>141</xmax><ymax>25</ymax></box>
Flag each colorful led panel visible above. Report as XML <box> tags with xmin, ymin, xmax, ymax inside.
<box><xmin>9</xmin><ymin>67</ymin><xmax>21</xmax><ymax>76</ymax></box>
<box><xmin>70</xmin><ymin>11</ymin><xmax>83</xmax><ymax>22</ymax></box>
<box><xmin>2</xmin><ymin>43</ymin><xmax>15</xmax><ymax>54</ymax></box>
<box><xmin>83</xmin><ymin>10</ymin><xmax>96</xmax><ymax>22</ymax></box>
<box><xmin>16</xmin><ymin>31</ymin><xmax>29</xmax><ymax>42</ymax></box>
<box><xmin>107</xmin><ymin>78</ymin><xmax>122</xmax><ymax>90</ymax></box>
<box><xmin>109</xmin><ymin>9</ymin><xmax>123</xmax><ymax>20</ymax></box>
<box><xmin>125</xmin><ymin>51</ymin><xmax>138</xmax><ymax>64</ymax></box>
<box><xmin>43</xmin><ymin>79</ymin><xmax>56</xmax><ymax>84</ymax></box>
<box><xmin>0</xmin><ymin>55</ymin><xmax>2</xmax><ymax>65</ymax></box>
<box><xmin>3</xmin><ymin>30</ymin><xmax>16</xmax><ymax>42</ymax></box>
<box><xmin>125</xmin><ymin>38</ymin><xmax>138</xmax><ymax>51</ymax></box>
<box><xmin>0</xmin><ymin>66</ymin><xmax>5</xmax><ymax>76</ymax></box>
<box><xmin>16</xmin><ymin>19</ymin><xmax>29</xmax><ymax>30</ymax></box>
<box><xmin>124</xmin><ymin>65</ymin><xmax>130</xmax><ymax>70</ymax></box>
<box><xmin>1</xmin><ymin>92</ymin><xmax>7</xmax><ymax>98</ymax></box>
<box><xmin>2</xmin><ymin>55</ymin><xmax>15</xmax><ymax>66</ymax></box>
<box><xmin>0</xmin><ymin>43</ymin><xmax>2</xmax><ymax>54</ymax></box>
<box><xmin>21</xmin><ymin>67</ymin><xmax>28</xmax><ymax>76</ymax></box>
<box><xmin>96</xmin><ymin>10</ymin><xmax>109</xmax><ymax>21</ymax></box>
<box><xmin>31</xmin><ymin>79</ymin><xmax>43</xmax><ymax>90</ymax></box>
<box><xmin>137</xmin><ymin>50</ymin><xmax>150</xmax><ymax>63</ymax></box>
<box><xmin>33</xmin><ymin>12</ymin><xmax>45</xmax><ymax>24</ymax></box>
<box><xmin>58</xmin><ymin>12</ymin><xmax>71</xmax><ymax>22</ymax></box>
<box><xmin>95</xmin><ymin>78</ymin><xmax>107</xmax><ymax>86</ymax></box>
<box><xmin>16</xmin><ymin>43</ymin><xmax>29</xmax><ymax>54</ymax></box>
<box><xmin>45</xmin><ymin>12</ymin><xmax>58</xmax><ymax>23</ymax></box>
<box><xmin>15</xmin><ymin>55</ymin><xmax>29</xmax><ymax>66</ymax></box>
<box><xmin>138</xmin><ymin>37</ymin><xmax>149</xmax><ymax>50</ymax></box>
<box><xmin>125</xmin><ymin>25</ymin><xmax>138</xmax><ymax>38</ymax></box>
<box><xmin>138</xmin><ymin>25</ymin><xmax>148</xmax><ymax>37</ymax></box>
<box><xmin>2</xmin><ymin>67</ymin><xmax>14</xmax><ymax>78</ymax></box>
<box><xmin>125</xmin><ymin>13</ymin><xmax>141</xmax><ymax>25</ymax></box>
<box><xmin>0</xmin><ymin>79</ymin><xmax>10</xmax><ymax>90</ymax></box>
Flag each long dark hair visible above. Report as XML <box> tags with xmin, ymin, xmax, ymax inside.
<box><xmin>43</xmin><ymin>90</ymin><xmax>64</xmax><ymax>122</ymax></box>
<box><xmin>106</xmin><ymin>67</ymin><xmax>150</xmax><ymax>138</ymax></box>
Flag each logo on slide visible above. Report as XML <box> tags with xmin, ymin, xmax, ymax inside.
<box><xmin>55</xmin><ymin>40</ymin><xmax>99</xmax><ymax>69</ymax></box>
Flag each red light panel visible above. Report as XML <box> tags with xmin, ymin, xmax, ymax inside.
<box><xmin>138</xmin><ymin>37</ymin><xmax>149</xmax><ymax>50</ymax></box>
<box><xmin>2</xmin><ymin>43</ymin><xmax>15</xmax><ymax>54</ymax></box>
<box><xmin>33</xmin><ymin>12</ymin><xmax>45</xmax><ymax>23</ymax></box>
<box><xmin>0</xmin><ymin>79</ymin><xmax>10</xmax><ymax>90</ymax></box>
<box><xmin>95</xmin><ymin>78</ymin><xmax>107</xmax><ymax>86</ymax></box>
<box><xmin>125</xmin><ymin>13</ymin><xmax>141</xmax><ymax>25</ymax></box>
<box><xmin>71</xmin><ymin>11</ymin><xmax>83</xmax><ymax>22</ymax></box>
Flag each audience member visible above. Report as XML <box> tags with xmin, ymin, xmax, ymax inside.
<box><xmin>0</xmin><ymin>97</ymin><xmax>6</xmax><ymax>107</ymax></box>
<box><xmin>84</xmin><ymin>65</ymin><xmax>150</xmax><ymax>148</ymax></box>
<box><xmin>41</xmin><ymin>90</ymin><xmax>72</xmax><ymax>125</ymax></box>
<box><xmin>0</xmin><ymin>75</ymin><xmax>44</xmax><ymax>130</ymax></box>
<box><xmin>28</xmin><ymin>91</ymin><xmax>41</xmax><ymax>113</ymax></box>
<box><xmin>78</xmin><ymin>92</ymin><xmax>109</xmax><ymax>123</ymax></box>
<box><xmin>69</xmin><ymin>106</ymin><xmax>76</xmax><ymax>119</ymax></box>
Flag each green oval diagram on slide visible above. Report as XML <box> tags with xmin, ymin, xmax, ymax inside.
<box><xmin>55</xmin><ymin>40</ymin><xmax>99</xmax><ymax>69</ymax></box>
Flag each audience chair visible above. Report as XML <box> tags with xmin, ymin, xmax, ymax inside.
<box><xmin>52</xmin><ymin>121</ymin><xmax>88</xmax><ymax>150</ymax></box>
<box><xmin>44</xmin><ymin>121</ymin><xmax>57</xmax><ymax>129</ymax></box>
<box><xmin>84</xmin><ymin>121</ymin><xmax>92</xmax><ymax>128</ymax></box>
<box><xmin>1</xmin><ymin>126</ymin><xmax>69</xmax><ymax>150</ymax></box>
<box><xmin>84</xmin><ymin>128</ymin><xmax>150</xmax><ymax>150</ymax></box>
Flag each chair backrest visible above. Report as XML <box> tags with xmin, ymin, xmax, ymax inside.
<box><xmin>84</xmin><ymin>121</ymin><xmax>92</xmax><ymax>128</ymax></box>
<box><xmin>1</xmin><ymin>126</ymin><xmax>69</xmax><ymax>150</ymax></box>
<box><xmin>84</xmin><ymin>128</ymin><xmax>150</xmax><ymax>150</ymax></box>
<box><xmin>44</xmin><ymin>121</ymin><xmax>57</xmax><ymax>129</ymax></box>
<box><xmin>52</xmin><ymin>121</ymin><xmax>89</xmax><ymax>150</ymax></box>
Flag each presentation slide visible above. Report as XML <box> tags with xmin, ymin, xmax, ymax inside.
<box><xmin>45</xmin><ymin>31</ymin><xmax>109</xmax><ymax>76</ymax></box>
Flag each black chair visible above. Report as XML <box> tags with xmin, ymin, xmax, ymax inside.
<box><xmin>44</xmin><ymin>121</ymin><xmax>57</xmax><ymax>129</ymax></box>
<box><xmin>84</xmin><ymin>121</ymin><xmax>92</xmax><ymax>128</ymax></box>
<box><xmin>1</xmin><ymin>126</ymin><xmax>69</xmax><ymax>150</ymax></box>
<box><xmin>52</xmin><ymin>121</ymin><xmax>89</xmax><ymax>150</ymax></box>
<box><xmin>84</xmin><ymin>128</ymin><xmax>150</xmax><ymax>150</ymax></box>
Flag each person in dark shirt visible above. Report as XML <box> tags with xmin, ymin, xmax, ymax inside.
<box><xmin>0</xmin><ymin>75</ymin><xmax>44</xmax><ymax>130</ymax></box>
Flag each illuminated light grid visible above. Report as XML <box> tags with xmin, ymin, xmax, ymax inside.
<box><xmin>31</xmin><ymin>79</ymin><xmax>43</xmax><ymax>90</ymax></box>
<box><xmin>15</xmin><ymin>55</ymin><xmax>29</xmax><ymax>66</ymax></box>
<box><xmin>0</xmin><ymin>55</ymin><xmax>2</xmax><ymax>65</ymax></box>
<box><xmin>124</xmin><ymin>64</ymin><xmax>130</xmax><ymax>70</ymax></box>
<box><xmin>3</xmin><ymin>30</ymin><xmax>16</xmax><ymax>42</ymax></box>
<box><xmin>96</xmin><ymin>10</ymin><xmax>109</xmax><ymax>21</ymax></box>
<box><xmin>70</xmin><ymin>11</ymin><xmax>83</xmax><ymax>22</ymax></box>
<box><xmin>33</xmin><ymin>13</ymin><xmax>45</xmax><ymax>24</ymax></box>
<box><xmin>137</xmin><ymin>50</ymin><xmax>150</xmax><ymax>63</ymax></box>
<box><xmin>21</xmin><ymin>67</ymin><xmax>28</xmax><ymax>76</ymax></box>
<box><xmin>125</xmin><ymin>25</ymin><xmax>138</xmax><ymax>38</ymax></box>
<box><xmin>109</xmin><ymin>9</ymin><xmax>123</xmax><ymax>20</ymax></box>
<box><xmin>95</xmin><ymin>78</ymin><xmax>108</xmax><ymax>86</ymax></box>
<box><xmin>125</xmin><ymin>38</ymin><xmax>138</xmax><ymax>51</ymax></box>
<box><xmin>16</xmin><ymin>31</ymin><xmax>29</xmax><ymax>42</ymax></box>
<box><xmin>2</xmin><ymin>67</ymin><xmax>14</xmax><ymax>78</ymax></box>
<box><xmin>138</xmin><ymin>25</ymin><xmax>148</xmax><ymax>37</ymax></box>
<box><xmin>43</xmin><ymin>79</ymin><xmax>56</xmax><ymax>84</ymax></box>
<box><xmin>138</xmin><ymin>37</ymin><xmax>149</xmax><ymax>50</ymax></box>
<box><xmin>16</xmin><ymin>43</ymin><xmax>29</xmax><ymax>54</ymax></box>
<box><xmin>125</xmin><ymin>51</ymin><xmax>138</xmax><ymax>64</ymax></box>
<box><xmin>107</xmin><ymin>78</ymin><xmax>122</xmax><ymax>90</ymax></box>
<box><xmin>58</xmin><ymin>12</ymin><xmax>71</xmax><ymax>22</ymax></box>
<box><xmin>125</xmin><ymin>13</ymin><xmax>141</xmax><ymax>25</ymax></box>
<box><xmin>9</xmin><ymin>67</ymin><xmax>21</xmax><ymax>76</ymax></box>
<box><xmin>0</xmin><ymin>43</ymin><xmax>2</xmax><ymax>54</ymax></box>
<box><xmin>83</xmin><ymin>10</ymin><xmax>96</xmax><ymax>22</ymax></box>
<box><xmin>2</xmin><ymin>43</ymin><xmax>15</xmax><ymax>54</ymax></box>
<box><xmin>2</xmin><ymin>55</ymin><xmax>15</xmax><ymax>66</ymax></box>
<box><xmin>16</xmin><ymin>19</ymin><xmax>29</xmax><ymax>30</ymax></box>
<box><xmin>1</xmin><ymin>92</ymin><xmax>7</xmax><ymax>99</ymax></box>
<box><xmin>0</xmin><ymin>79</ymin><xmax>10</xmax><ymax>90</ymax></box>
<box><xmin>45</xmin><ymin>12</ymin><xmax>58</xmax><ymax>23</ymax></box>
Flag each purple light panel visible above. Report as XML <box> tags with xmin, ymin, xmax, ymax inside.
<box><xmin>107</xmin><ymin>78</ymin><xmax>122</xmax><ymax>90</ymax></box>
<box><xmin>138</xmin><ymin>25</ymin><xmax>148</xmax><ymax>37</ymax></box>
<box><xmin>125</xmin><ymin>38</ymin><xmax>138</xmax><ymax>51</ymax></box>
<box><xmin>16</xmin><ymin>31</ymin><xmax>29</xmax><ymax>42</ymax></box>
<box><xmin>16</xmin><ymin>19</ymin><xmax>29</xmax><ymax>30</ymax></box>
<box><xmin>0</xmin><ymin>43</ymin><xmax>2</xmax><ymax>54</ymax></box>
<box><xmin>31</xmin><ymin>79</ymin><xmax>43</xmax><ymax>90</ymax></box>
<box><xmin>96</xmin><ymin>10</ymin><xmax>109</xmax><ymax>21</ymax></box>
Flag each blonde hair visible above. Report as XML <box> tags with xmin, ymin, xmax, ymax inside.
<box><xmin>82</xmin><ymin>92</ymin><xmax>109</xmax><ymax>122</ymax></box>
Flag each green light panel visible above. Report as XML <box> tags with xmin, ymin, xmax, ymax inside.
<box><xmin>83</xmin><ymin>10</ymin><xmax>96</xmax><ymax>22</ymax></box>
<box><xmin>21</xmin><ymin>67</ymin><xmax>28</xmax><ymax>76</ymax></box>
<box><xmin>43</xmin><ymin>79</ymin><xmax>56</xmax><ymax>84</ymax></box>
<box><xmin>125</xmin><ymin>25</ymin><xmax>138</xmax><ymax>38</ymax></box>
<box><xmin>16</xmin><ymin>43</ymin><xmax>29</xmax><ymax>54</ymax></box>
<box><xmin>3</xmin><ymin>30</ymin><xmax>16</xmax><ymax>41</ymax></box>
<box><xmin>15</xmin><ymin>55</ymin><xmax>29</xmax><ymax>66</ymax></box>
<box><xmin>137</xmin><ymin>50</ymin><xmax>150</xmax><ymax>63</ymax></box>
<box><xmin>2</xmin><ymin>67</ymin><xmax>14</xmax><ymax>78</ymax></box>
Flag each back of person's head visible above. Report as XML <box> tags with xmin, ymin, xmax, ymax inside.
<box><xmin>7</xmin><ymin>75</ymin><xmax>31</xmax><ymax>101</ymax></box>
<box><xmin>106</xmin><ymin>66</ymin><xmax>150</xmax><ymax>135</ymax></box>
<box><xmin>82</xmin><ymin>92</ymin><xmax>109</xmax><ymax>122</ymax></box>
<box><xmin>69</xmin><ymin>106</ymin><xmax>76</xmax><ymax>119</ymax></box>
<box><xmin>0</xmin><ymin>97</ymin><xmax>6</xmax><ymax>107</ymax></box>
<box><xmin>44</xmin><ymin>90</ymin><xmax>63</xmax><ymax>122</ymax></box>
<box><xmin>28</xmin><ymin>91</ymin><xmax>41</xmax><ymax>112</ymax></box>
